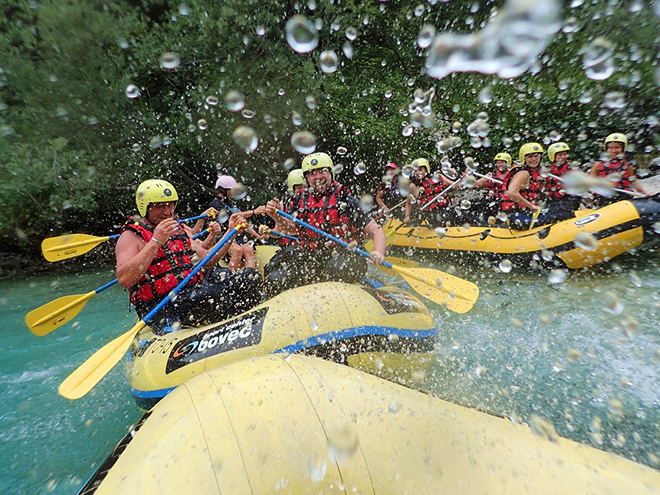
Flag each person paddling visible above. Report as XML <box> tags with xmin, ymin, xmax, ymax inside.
<box><xmin>471</xmin><ymin>152</ymin><xmax>512</xmax><ymax>218</ymax></box>
<box><xmin>545</xmin><ymin>142</ymin><xmax>581</xmax><ymax>211</ymax></box>
<box><xmin>259</xmin><ymin>169</ymin><xmax>305</xmax><ymax>247</ymax></box>
<box><xmin>588</xmin><ymin>133</ymin><xmax>647</xmax><ymax>206</ymax></box>
<box><xmin>375</xmin><ymin>162</ymin><xmax>405</xmax><ymax>220</ymax></box>
<box><xmin>116</xmin><ymin>179</ymin><xmax>262</xmax><ymax>331</ymax></box>
<box><xmin>193</xmin><ymin>174</ymin><xmax>263</xmax><ymax>270</ymax></box>
<box><xmin>404</xmin><ymin>158</ymin><xmax>456</xmax><ymax>225</ymax></box>
<box><xmin>263</xmin><ymin>152</ymin><xmax>386</xmax><ymax>297</ymax></box>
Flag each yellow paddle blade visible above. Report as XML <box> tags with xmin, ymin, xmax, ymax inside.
<box><xmin>25</xmin><ymin>292</ymin><xmax>96</xmax><ymax>336</ymax></box>
<box><xmin>390</xmin><ymin>265</ymin><xmax>479</xmax><ymax>314</ymax></box>
<box><xmin>528</xmin><ymin>208</ymin><xmax>542</xmax><ymax>231</ymax></box>
<box><xmin>376</xmin><ymin>257</ymin><xmax>419</xmax><ymax>278</ymax></box>
<box><xmin>58</xmin><ymin>321</ymin><xmax>146</xmax><ymax>400</ymax></box>
<box><xmin>41</xmin><ymin>234</ymin><xmax>111</xmax><ymax>262</ymax></box>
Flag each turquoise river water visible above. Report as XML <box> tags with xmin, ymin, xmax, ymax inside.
<box><xmin>1</xmin><ymin>250</ymin><xmax>659</xmax><ymax>494</ymax></box>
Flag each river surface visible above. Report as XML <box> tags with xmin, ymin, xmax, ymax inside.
<box><xmin>1</xmin><ymin>251</ymin><xmax>659</xmax><ymax>494</ymax></box>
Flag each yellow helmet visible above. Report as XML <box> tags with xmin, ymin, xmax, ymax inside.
<box><xmin>547</xmin><ymin>142</ymin><xmax>570</xmax><ymax>162</ymax></box>
<box><xmin>604</xmin><ymin>133</ymin><xmax>628</xmax><ymax>151</ymax></box>
<box><xmin>287</xmin><ymin>169</ymin><xmax>305</xmax><ymax>193</ymax></box>
<box><xmin>302</xmin><ymin>152</ymin><xmax>335</xmax><ymax>180</ymax></box>
<box><xmin>136</xmin><ymin>179</ymin><xmax>178</xmax><ymax>217</ymax></box>
<box><xmin>493</xmin><ymin>152</ymin><xmax>512</xmax><ymax>167</ymax></box>
<box><xmin>413</xmin><ymin>158</ymin><xmax>430</xmax><ymax>173</ymax></box>
<box><xmin>518</xmin><ymin>142</ymin><xmax>544</xmax><ymax>163</ymax></box>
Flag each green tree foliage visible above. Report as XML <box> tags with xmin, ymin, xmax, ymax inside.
<box><xmin>1</xmin><ymin>0</ymin><xmax>658</xmax><ymax>253</ymax></box>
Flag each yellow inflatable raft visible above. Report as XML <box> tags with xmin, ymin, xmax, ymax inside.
<box><xmin>386</xmin><ymin>198</ymin><xmax>660</xmax><ymax>269</ymax></box>
<box><xmin>82</xmin><ymin>354</ymin><xmax>660</xmax><ymax>494</ymax></box>
<box><xmin>128</xmin><ymin>281</ymin><xmax>436</xmax><ymax>408</ymax></box>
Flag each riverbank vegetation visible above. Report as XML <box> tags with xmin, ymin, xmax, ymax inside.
<box><xmin>1</xmin><ymin>0</ymin><xmax>658</xmax><ymax>257</ymax></box>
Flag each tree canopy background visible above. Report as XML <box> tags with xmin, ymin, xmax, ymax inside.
<box><xmin>1</xmin><ymin>0</ymin><xmax>658</xmax><ymax>255</ymax></box>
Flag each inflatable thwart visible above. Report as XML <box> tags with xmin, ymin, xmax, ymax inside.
<box><xmin>82</xmin><ymin>354</ymin><xmax>660</xmax><ymax>494</ymax></box>
<box><xmin>386</xmin><ymin>198</ymin><xmax>660</xmax><ymax>269</ymax></box>
<box><xmin>128</xmin><ymin>281</ymin><xmax>437</xmax><ymax>408</ymax></box>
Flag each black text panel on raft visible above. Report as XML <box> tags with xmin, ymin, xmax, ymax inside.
<box><xmin>385</xmin><ymin>197</ymin><xmax>660</xmax><ymax>269</ymax></box>
<box><xmin>127</xmin><ymin>281</ymin><xmax>437</xmax><ymax>409</ymax></box>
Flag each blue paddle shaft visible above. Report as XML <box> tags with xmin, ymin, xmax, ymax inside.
<box><xmin>141</xmin><ymin>227</ymin><xmax>239</xmax><ymax>324</ymax></box>
<box><xmin>275</xmin><ymin>209</ymin><xmax>391</xmax><ymax>266</ymax></box>
<box><xmin>270</xmin><ymin>230</ymin><xmax>299</xmax><ymax>241</ymax></box>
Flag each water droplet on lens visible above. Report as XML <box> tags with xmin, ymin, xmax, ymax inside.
<box><xmin>225</xmin><ymin>90</ymin><xmax>245</xmax><ymax>111</ymax></box>
<box><xmin>160</xmin><ymin>52</ymin><xmax>180</xmax><ymax>69</ymax></box>
<box><xmin>548</xmin><ymin>269</ymin><xmax>567</xmax><ymax>284</ymax></box>
<box><xmin>345</xmin><ymin>27</ymin><xmax>357</xmax><ymax>41</ymax></box>
<box><xmin>198</xmin><ymin>119</ymin><xmax>207</xmax><ymax>130</ymax></box>
<box><xmin>333</xmin><ymin>163</ymin><xmax>344</xmax><ymax>175</ymax></box>
<box><xmin>217</xmin><ymin>209</ymin><xmax>229</xmax><ymax>224</ymax></box>
<box><xmin>574</xmin><ymin>232</ymin><xmax>598</xmax><ymax>251</ymax></box>
<box><xmin>359</xmin><ymin>194</ymin><xmax>373</xmax><ymax>212</ymax></box>
<box><xmin>149</xmin><ymin>136</ymin><xmax>162</xmax><ymax>149</ymax></box>
<box><xmin>530</xmin><ymin>415</ymin><xmax>559</xmax><ymax>442</ymax></box>
<box><xmin>319</xmin><ymin>50</ymin><xmax>339</xmax><ymax>73</ymax></box>
<box><xmin>499</xmin><ymin>259</ymin><xmax>512</xmax><ymax>273</ymax></box>
<box><xmin>305</xmin><ymin>95</ymin><xmax>317</xmax><ymax>109</ymax></box>
<box><xmin>178</xmin><ymin>4</ymin><xmax>190</xmax><ymax>15</ymax></box>
<box><xmin>402</xmin><ymin>125</ymin><xmax>413</xmax><ymax>137</ymax></box>
<box><xmin>205</xmin><ymin>95</ymin><xmax>219</xmax><ymax>106</ymax></box>
<box><xmin>342</xmin><ymin>42</ymin><xmax>353</xmax><ymax>59</ymax></box>
<box><xmin>286</xmin><ymin>15</ymin><xmax>319</xmax><ymax>53</ymax></box>
<box><xmin>241</xmin><ymin>108</ymin><xmax>256</xmax><ymax>119</ymax></box>
<box><xmin>603</xmin><ymin>291</ymin><xmax>624</xmax><ymax>315</ymax></box>
<box><xmin>230</xmin><ymin>183</ymin><xmax>248</xmax><ymax>200</ymax></box>
<box><xmin>337</xmin><ymin>146</ymin><xmax>348</xmax><ymax>155</ymax></box>
<box><xmin>435</xmin><ymin>227</ymin><xmax>446</xmax><ymax>238</ymax></box>
<box><xmin>353</xmin><ymin>162</ymin><xmax>366</xmax><ymax>175</ymax></box>
<box><xmin>583</xmin><ymin>37</ymin><xmax>615</xmax><ymax>81</ymax></box>
<box><xmin>417</xmin><ymin>24</ymin><xmax>435</xmax><ymax>49</ymax></box>
<box><xmin>126</xmin><ymin>84</ymin><xmax>140</xmax><ymax>99</ymax></box>
<box><xmin>603</xmin><ymin>91</ymin><xmax>626</xmax><ymax>109</ymax></box>
<box><xmin>291</xmin><ymin>131</ymin><xmax>317</xmax><ymax>154</ymax></box>
<box><xmin>327</xmin><ymin>426</ymin><xmax>359</xmax><ymax>461</ymax></box>
<box><xmin>233</xmin><ymin>126</ymin><xmax>258</xmax><ymax>153</ymax></box>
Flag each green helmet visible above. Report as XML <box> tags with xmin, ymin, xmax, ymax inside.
<box><xmin>604</xmin><ymin>133</ymin><xmax>628</xmax><ymax>151</ymax></box>
<box><xmin>302</xmin><ymin>152</ymin><xmax>335</xmax><ymax>180</ymax></box>
<box><xmin>413</xmin><ymin>158</ymin><xmax>430</xmax><ymax>173</ymax></box>
<box><xmin>493</xmin><ymin>152</ymin><xmax>512</xmax><ymax>167</ymax></box>
<box><xmin>547</xmin><ymin>142</ymin><xmax>570</xmax><ymax>162</ymax></box>
<box><xmin>287</xmin><ymin>169</ymin><xmax>305</xmax><ymax>193</ymax></box>
<box><xmin>136</xmin><ymin>179</ymin><xmax>178</xmax><ymax>217</ymax></box>
<box><xmin>518</xmin><ymin>143</ymin><xmax>544</xmax><ymax>163</ymax></box>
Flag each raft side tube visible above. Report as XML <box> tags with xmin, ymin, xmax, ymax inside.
<box><xmin>87</xmin><ymin>355</ymin><xmax>660</xmax><ymax>494</ymax></box>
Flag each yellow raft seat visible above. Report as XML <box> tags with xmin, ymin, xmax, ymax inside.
<box><xmin>386</xmin><ymin>198</ymin><xmax>660</xmax><ymax>269</ymax></box>
<box><xmin>127</xmin><ymin>281</ymin><xmax>437</xmax><ymax>408</ymax></box>
<box><xmin>83</xmin><ymin>354</ymin><xmax>660</xmax><ymax>494</ymax></box>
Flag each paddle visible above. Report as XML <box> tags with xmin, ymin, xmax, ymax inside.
<box><xmin>528</xmin><ymin>208</ymin><xmax>542</xmax><ymax>230</ymax></box>
<box><xmin>25</xmin><ymin>279</ymin><xmax>119</xmax><ymax>337</ymax></box>
<box><xmin>472</xmin><ymin>171</ymin><xmax>504</xmax><ymax>184</ymax></box>
<box><xmin>42</xmin><ymin>212</ymin><xmax>216</xmax><ymax>262</ymax></box>
<box><xmin>58</xmin><ymin>224</ymin><xmax>245</xmax><ymax>400</ymax></box>
<box><xmin>548</xmin><ymin>173</ymin><xmax>645</xmax><ymax>198</ymax></box>
<box><xmin>266</xmin><ymin>229</ymin><xmax>299</xmax><ymax>242</ymax></box>
<box><xmin>27</xmin><ymin>228</ymin><xmax>215</xmax><ymax>336</ymax></box>
<box><xmin>372</xmin><ymin>198</ymin><xmax>408</xmax><ymax>222</ymax></box>
<box><xmin>275</xmin><ymin>209</ymin><xmax>479</xmax><ymax>313</ymax></box>
<box><xmin>420</xmin><ymin>177</ymin><xmax>462</xmax><ymax>212</ymax></box>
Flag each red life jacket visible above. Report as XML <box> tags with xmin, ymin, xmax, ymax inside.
<box><xmin>279</xmin><ymin>194</ymin><xmax>300</xmax><ymax>247</ymax></box>
<box><xmin>500</xmin><ymin>166</ymin><xmax>544</xmax><ymax>211</ymax></box>
<box><xmin>485</xmin><ymin>168</ymin><xmax>509</xmax><ymax>200</ymax></box>
<box><xmin>418</xmin><ymin>176</ymin><xmax>451</xmax><ymax>210</ymax></box>
<box><xmin>295</xmin><ymin>184</ymin><xmax>361</xmax><ymax>251</ymax></box>
<box><xmin>594</xmin><ymin>159</ymin><xmax>633</xmax><ymax>191</ymax></box>
<box><xmin>545</xmin><ymin>161</ymin><xmax>570</xmax><ymax>199</ymax></box>
<box><xmin>121</xmin><ymin>219</ymin><xmax>203</xmax><ymax>306</ymax></box>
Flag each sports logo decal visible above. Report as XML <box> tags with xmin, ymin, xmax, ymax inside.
<box><xmin>166</xmin><ymin>307</ymin><xmax>267</xmax><ymax>374</ymax></box>
<box><xmin>574</xmin><ymin>214</ymin><xmax>600</xmax><ymax>226</ymax></box>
